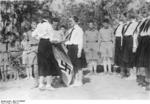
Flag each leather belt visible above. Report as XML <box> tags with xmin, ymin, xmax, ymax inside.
<box><xmin>86</xmin><ymin>40</ymin><xmax>98</xmax><ymax>43</ymax></box>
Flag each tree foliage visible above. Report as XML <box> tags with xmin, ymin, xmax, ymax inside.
<box><xmin>0</xmin><ymin>0</ymin><xmax>150</xmax><ymax>41</ymax></box>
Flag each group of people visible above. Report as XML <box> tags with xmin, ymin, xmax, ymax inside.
<box><xmin>114</xmin><ymin>16</ymin><xmax>150</xmax><ymax>91</ymax></box>
<box><xmin>0</xmin><ymin>9</ymin><xmax>150</xmax><ymax>92</ymax></box>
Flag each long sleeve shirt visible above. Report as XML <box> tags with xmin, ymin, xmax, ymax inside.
<box><xmin>32</xmin><ymin>19</ymin><xmax>54</xmax><ymax>41</ymax></box>
<box><xmin>65</xmin><ymin>24</ymin><xmax>84</xmax><ymax>54</ymax></box>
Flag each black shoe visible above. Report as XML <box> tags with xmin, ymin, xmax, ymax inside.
<box><xmin>138</xmin><ymin>76</ymin><xmax>143</xmax><ymax>86</ymax></box>
<box><xmin>146</xmin><ymin>83</ymin><xmax>150</xmax><ymax>91</ymax></box>
<box><xmin>141</xmin><ymin>76</ymin><xmax>146</xmax><ymax>87</ymax></box>
<box><xmin>141</xmin><ymin>81</ymin><xmax>148</xmax><ymax>87</ymax></box>
<box><xmin>136</xmin><ymin>75</ymin><xmax>140</xmax><ymax>83</ymax></box>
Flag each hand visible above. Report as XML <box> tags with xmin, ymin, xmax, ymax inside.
<box><xmin>51</xmin><ymin>40</ymin><xmax>59</xmax><ymax>44</ymax></box>
<box><xmin>77</xmin><ymin>52</ymin><xmax>81</xmax><ymax>58</ymax></box>
<box><xmin>133</xmin><ymin>47</ymin><xmax>137</xmax><ymax>53</ymax></box>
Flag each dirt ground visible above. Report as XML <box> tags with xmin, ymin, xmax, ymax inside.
<box><xmin>0</xmin><ymin>73</ymin><xmax>150</xmax><ymax>100</ymax></box>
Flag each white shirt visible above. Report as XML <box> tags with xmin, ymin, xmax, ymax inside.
<box><xmin>65</xmin><ymin>24</ymin><xmax>84</xmax><ymax>54</ymax></box>
<box><xmin>140</xmin><ymin>19</ymin><xmax>149</xmax><ymax>36</ymax></box>
<box><xmin>141</xmin><ymin>18</ymin><xmax>150</xmax><ymax>36</ymax></box>
<box><xmin>124</xmin><ymin>21</ymin><xmax>139</xmax><ymax>36</ymax></box>
<box><xmin>32</xmin><ymin>20</ymin><xmax>54</xmax><ymax>41</ymax></box>
<box><xmin>115</xmin><ymin>22</ymin><xmax>124</xmax><ymax>37</ymax></box>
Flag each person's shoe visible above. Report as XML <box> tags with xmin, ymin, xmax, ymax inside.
<box><xmin>45</xmin><ymin>85</ymin><xmax>55</xmax><ymax>91</ymax></box>
<box><xmin>141</xmin><ymin>81</ymin><xmax>148</xmax><ymax>87</ymax></box>
<box><xmin>25</xmin><ymin>77</ymin><xmax>29</xmax><ymax>80</ymax></box>
<box><xmin>138</xmin><ymin>76</ymin><xmax>143</xmax><ymax>86</ymax></box>
<box><xmin>146</xmin><ymin>83</ymin><xmax>150</xmax><ymax>91</ymax></box>
<box><xmin>136</xmin><ymin>75</ymin><xmax>140</xmax><ymax>83</ymax></box>
<box><xmin>70</xmin><ymin>81</ymin><xmax>83</xmax><ymax>87</ymax></box>
<box><xmin>125</xmin><ymin>75</ymin><xmax>136</xmax><ymax>80</ymax></box>
<box><xmin>31</xmin><ymin>83</ymin><xmax>39</xmax><ymax>89</ymax></box>
<box><xmin>30</xmin><ymin>77</ymin><xmax>34</xmax><ymax>80</ymax></box>
<box><xmin>38</xmin><ymin>84</ymin><xmax>45</xmax><ymax>91</ymax></box>
<box><xmin>108</xmin><ymin>72</ymin><xmax>113</xmax><ymax>75</ymax></box>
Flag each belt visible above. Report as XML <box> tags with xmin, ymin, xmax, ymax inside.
<box><xmin>31</xmin><ymin>44</ymin><xmax>38</xmax><ymax>47</ymax></box>
<box><xmin>124</xmin><ymin>35</ymin><xmax>132</xmax><ymax>37</ymax></box>
<box><xmin>67</xmin><ymin>44</ymin><xmax>78</xmax><ymax>46</ymax></box>
<box><xmin>0</xmin><ymin>51</ymin><xmax>6</xmax><ymax>53</ymax></box>
<box><xmin>86</xmin><ymin>40</ymin><xmax>98</xmax><ymax>43</ymax></box>
<box><xmin>101</xmin><ymin>40</ymin><xmax>112</xmax><ymax>43</ymax></box>
<box><xmin>41</xmin><ymin>38</ymin><xmax>49</xmax><ymax>40</ymax></box>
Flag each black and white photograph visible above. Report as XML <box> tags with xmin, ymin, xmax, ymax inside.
<box><xmin>0</xmin><ymin>0</ymin><xmax>150</xmax><ymax>101</ymax></box>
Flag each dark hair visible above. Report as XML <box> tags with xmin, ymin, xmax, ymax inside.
<box><xmin>41</xmin><ymin>10</ymin><xmax>52</xmax><ymax>20</ymax></box>
<box><xmin>103</xmin><ymin>19</ymin><xmax>109</xmax><ymax>23</ymax></box>
<box><xmin>73</xmin><ymin>16</ymin><xmax>79</xmax><ymax>23</ymax></box>
<box><xmin>60</xmin><ymin>25</ymin><xmax>66</xmax><ymax>29</ymax></box>
<box><xmin>88</xmin><ymin>20</ymin><xmax>94</xmax><ymax>23</ymax></box>
<box><xmin>52</xmin><ymin>18</ymin><xmax>60</xmax><ymax>23</ymax></box>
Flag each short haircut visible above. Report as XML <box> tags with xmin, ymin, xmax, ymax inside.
<box><xmin>60</xmin><ymin>25</ymin><xmax>66</xmax><ymax>29</ymax></box>
<box><xmin>41</xmin><ymin>10</ymin><xmax>52</xmax><ymax>19</ymax></box>
<box><xmin>72</xmin><ymin>16</ymin><xmax>79</xmax><ymax>23</ymax></box>
<box><xmin>52</xmin><ymin>18</ymin><xmax>60</xmax><ymax>23</ymax></box>
<box><xmin>103</xmin><ymin>19</ymin><xmax>109</xmax><ymax>23</ymax></box>
<box><xmin>88</xmin><ymin>20</ymin><xmax>94</xmax><ymax>24</ymax></box>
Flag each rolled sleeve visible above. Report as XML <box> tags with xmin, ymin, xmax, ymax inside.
<box><xmin>77</xmin><ymin>29</ymin><xmax>84</xmax><ymax>54</ymax></box>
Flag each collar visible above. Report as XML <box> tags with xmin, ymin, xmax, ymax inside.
<box><xmin>41</xmin><ymin>19</ymin><xmax>48</xmax><ymax>23</ymax></box>
<box><xmin>74</xmin><ymin>24</ymin><xmax>79</xmax><ymax>29</ymax></box>
<box><xmin>89</xmin><ymin>28</ymin><xmax>96</xmax><ymax>31</ymax></box>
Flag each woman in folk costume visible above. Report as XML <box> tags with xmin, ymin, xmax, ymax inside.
<box><xmin>32</xmin><ymin>11</ymin><xmax>58</xmax><ymax>90</ymax></box>
<box><xmin>99</xmin><ymin>19</ymin><xmax>114</xmax><ymax>74</ymax></box>
<box><xmin>84</xmin><ymin>20</ymin><xmax>99</xmax><ymax>74</ymax></box>
<box><xmin>65</xmin><ymin>16</ymin><xmax>85</xmax><ymax>87</ymax></box>
<box><xmin>135</xmin><ymin>18</ymin><xmax>150</xmax><ymax>91</ymax></box>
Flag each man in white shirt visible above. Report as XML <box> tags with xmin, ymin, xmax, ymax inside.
<box><xmin>32</xmin><ymin>11</ymin><xmax>57</xmax><ymax>91</ymax></box>
<box><xmin>65</xmin><ymin>16</ymin><xmax>84</xmax><ymax>87</ymax></box>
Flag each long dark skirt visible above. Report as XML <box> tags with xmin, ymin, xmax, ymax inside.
<box><xmin>135</xmin><ymin>36</ymin><xmax>150</xmax><ymax>68</ymax></box>
<box><xmin>37</xmin><ymin>39</ymin><xmax>59</xmax><ymax>77</ymax></box>
<box><xmin>66</xmin><ymin>45</ymin><xmax>87</xmax><ymax>73</ymax></box>
<box><xmin>114</xmin><ymin>37</ymin><xmax>122</xmax><ymax>66</ymax></box>
<box><xmin>121</xmin><ymin>36</ymin><xmax>134</xmax><ymax>68</ymax></box>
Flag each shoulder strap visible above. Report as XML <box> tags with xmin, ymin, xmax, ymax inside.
<box><xmin>114</xmin><ymin>24</ymin><xmax>120</xmax><ymax>35</ymax></box>
<box><xmin>123</xmin><ymin>22</ymin><xmax>132</xmax><ymax>35</ymax></box>
<box><xmin>139</xmin><ymin>19</ymin><xmax>148</xmax><ymax>34</ymax></box>
<box><xmin>122</xmin><ymin>24</ymin><xmax>127</xmax><ymax>36</ymax></box>
<box><xmin>65</xmin><ymin>28</ymin><xmax>75</xmax><ymax>41</ymax></box>
<box><xmin>133</xmin><ymin>21</ymin><xmax>142</xmax><ymax>35</ymax></box>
